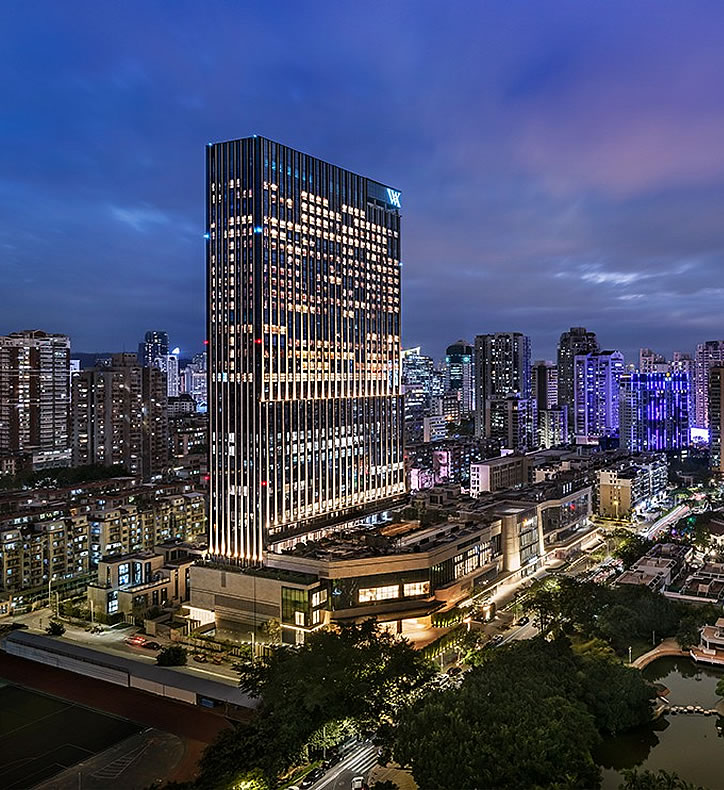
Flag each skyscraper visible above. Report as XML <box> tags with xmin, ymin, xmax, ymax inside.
<box><xmin>138</xmin><ymin>331</ymin><xmax>169</xmax><ymax>368</ymax></box>
<box><xmin>402</xmin><ymin>347</ymin><xmax>435</xmax><ymax>443</ymax></box>
<box><xmin>444</xmin><ymin>340</ymin><xmax>474</xmax><ymax>415</ymax></box>
<box><xmin>619</xmin><ymin>372</ymin><xmax>690</xmax><ymax>453</ymax></box>
<box><xmin>531</xmin><ymin>360</ymin><xmax>558</xmax><ymax>411</ymax></box>
<box><xmin>672</xmin><ymin>352</ymin><xmax>696</xmax><ymax>428</ymax></box>
<box><xmin>710</xmin><ymin>367</ymin><xmax>724</xmax><ymax>476</ymax></box>
<box><xmin>573</xmin><ymin>350</ymin><xmax>625</xmax><ymax>441</ymax></box>
<box><xmin>474</xmin><ymin>332</ymin><xmax>531</xmax><ymax>440</ymax></box>
<box><xmin>155</xmin><ymin>352</ymin><xmax>180</xmax><ymax>398</ymax></box>
<box><xmin>486</xmin><ymin>395</ymin><xmax>536</xmax><ymax>451</ymax></box>
<box><xmin>639</xmin><ymin>348</ymin><xmax>669</xmax><ymax>374</ymax></box>
<box><xmin>206</xmin><ymin>136</ymin><xmax>405</xmax><ymax>562</ymax></box>
<box><xmin>72</xmin><ymin>353</ymin><xmax>168</xmax><ymax>479</ymax></box>
<box><xmin>0</xmin><ymin>330</ymin><xmax>71</xmax><ymax>460</ymax></box>
<box><xmin>557</xmin><ymin>327</ymin><xmax>599</xmax><ymax>425</ymax></box>
<box><xmin>695</xmin><ymin>340</ymin><xmax>724</xmax><ymax>429</ymax></box>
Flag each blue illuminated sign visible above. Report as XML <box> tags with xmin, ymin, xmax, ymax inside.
<box><xmin>386</xmin><ymin>188</ymin><xmax>402</xmax><ymax>208</ymax></box>
<box><xmin>367</xmin><ymin>181</ymin><xmax>402</xmax><ymax>208</ymax></box>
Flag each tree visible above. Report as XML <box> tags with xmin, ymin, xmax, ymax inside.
<box><xmin>619</xmin><ymin>768</ymin><xmax>703</xmax><ymax>789</ymax></box>
<box><xmin>394</xmin><ymin>640</ymin><xmax>602</xmax><ymax>790</ymax></box>
<box><xmin>676</xmin><ymin>604</ymin><xmax>721</xmax><ymax>650</ymax></box>
<box><xmin>577</xmin><ymin>654</ymin><xmax>655</xmax><ymax>734</ymax></box>
<box><xmin>157</xmin><ymin>644</ymin><xmax>187</xmax><ymax>666</ymax></box>
<box><xmin>207</xmin><ymin>620</ymin><xmax>435</xmax><ymax>787</ymax></box>
<box><xmin>196</xmin><ymin>723</ymin><xmax>273</xmax><ymax>790</ymax></box>
<box><xmin>393</xmin><ymin>638</ymin><xmax>656</xmax><ymax>790</ymax></box>
<box><xmin>46</xmin><ymin>620</ymin><xmax>65</xmax><ymax>636</ymax></box>
<box><xmin>612</xmin><ymin>530</ymin><xmax>653</xmax><ymax>569</ymax></box>
<box><xmin>258</xmin><ymin>617</ymin><xmax>281</xmax><ymax>644</ymax></box>
<box><xmin>716</xmin><ymin>678</ymin><xmax>724</xmax><ymax>698</ymax></box>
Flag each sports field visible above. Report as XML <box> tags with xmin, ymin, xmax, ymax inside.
<box><xmin>0</xmin><ymin>681</ymin><xmax>141</xmax><ymax>789</ymax></box>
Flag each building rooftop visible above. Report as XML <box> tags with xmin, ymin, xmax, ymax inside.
<box><xmin>280</xmin><ymin>515</ymin><xmax>500</xmax><ymax>562</ymax></box>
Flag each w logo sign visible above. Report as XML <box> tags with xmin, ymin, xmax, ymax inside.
<box><xmin>386</xmin><ymin>188</ymin><xmax>402</xmax><ymax>208</ymax></box>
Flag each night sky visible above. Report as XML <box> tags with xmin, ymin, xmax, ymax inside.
<box><xmin>2</xmin><ymin>1</ymin><xmax>723</xmax><ymax>362</ymax></box>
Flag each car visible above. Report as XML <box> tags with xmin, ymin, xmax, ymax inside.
<box><xmin>516</xmin><ymin>616</ymin><xmax>530</xmax><ymax>627</ymax></box>
<box><xmin>142</xmin><ymin>641</ymin><xmax>161</xmax><ymax>650</ymax></box>
<box><xmin>448</xmin><ymin>665</ymin><xmax>463</xmax><ymax>676</ymax></box>
<box><xmin>323</xmin><ymin>752</ymin><xmax>342</xmax><ymax>769</ymax></box>
<box><xmin>351</xmin><ymin>777</ymin><xmax>366</xmax><ymax>790</ymax></box>
<box><xmin>193</xmin><ymin>653</ymin><xmax>208</xmax><ymax>663</ymax></box>
<box><xmin>125</xmin><ymin>635</ymin><xmax>147</xmax><ymax>647</ymax></box>
<box><xmin>300</xmin><ymin>767</ymin><xmax>324</xmax><ymax>788</ymax></box>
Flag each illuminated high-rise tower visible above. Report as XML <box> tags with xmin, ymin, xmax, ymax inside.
<box><xmin>206</xmin><ymin>136</ymin><xmax>405</xmax><ymax>562</ymax></box>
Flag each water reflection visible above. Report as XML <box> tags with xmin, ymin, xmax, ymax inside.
<box><xmin>597</xmin><ymin>657</ymin><xmax>724</xmax><ymax>790</ymax></box>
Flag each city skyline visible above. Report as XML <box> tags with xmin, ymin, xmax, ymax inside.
<box><xmin>3</xmin><ymin>2</ymin><xmax>724</xmax><ymax>360</ymax></box>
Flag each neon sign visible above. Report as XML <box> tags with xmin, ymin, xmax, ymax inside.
<box><xmin>386</xmin><ymin>188</ymin><xmax>402</xmax><ymax>208</ymax></box>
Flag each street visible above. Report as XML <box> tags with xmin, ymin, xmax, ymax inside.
<box><xmin>640</xmin><ymin>503</ymin><xmax>689</xmax><ymax>540</ymax></box>
<box><xmin>310</xmin><ymin>743</ymin><xmax>378</xmax><ymax>790</ymax></box>
<box><xmin>499</xmin><ymin>619</ymin><xmax>539</xmax><ymax>646</ymax></box>
<box><xmin>8</xmin><ymin>605</ymin><xmax>242</xmax><ymax>685</ymax></box>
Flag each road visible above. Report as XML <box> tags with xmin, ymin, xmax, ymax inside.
<box><xmin>9</xmin><ymin>605</ymin><xmax>241</xmax><ymax>685</ymax></box>
<box><xmin>310</xmin><ymin>743</ymin><xmax>378</xmax><ymax>790</ymax></box>
<box><xmin>499</xmin><ymin>619</ymin><xmax>539</xmax><ymax>646</ymax></box>
<box><xmin>640</xmin><ymin>504</ymin><xmax>689</xmax><ymax>540</ymax></box>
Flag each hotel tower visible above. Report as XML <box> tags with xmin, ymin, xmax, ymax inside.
<box><xmin>206</xmin><ymin>136</ymin><xmax>405</xmax><ymax>563</ymax></box>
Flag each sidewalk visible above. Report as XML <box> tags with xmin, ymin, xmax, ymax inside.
<box><xmin>367</xmin><ymin>764</ymin><xmax>418</xmax><ymax>790</ymax></box>
<box><xmin>632</xmin><ymin>638</ymin><xmax>686</xmax><ymax>669</ymax></box>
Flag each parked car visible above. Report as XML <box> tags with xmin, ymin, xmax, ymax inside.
<box><xmin>125</xmin><ymin>635</ymin><xmax>147</xmax><ymax>647</ymax></box>
<box><xmin>448</xmin><ymin>666</ymin><xmax>463</xmax><ymax>676</ymax></box>
<box><xmin>193</xmin><ymin>653</ymin><xmax>208</xmax><ymax>663</ymax></box>
<box><xmin>516</xmin><ymin>616</ymin><xmax>530</xmax><ymax>627</ymax></box>
<box><xmin>142</xmin><ymin>641</ymin><xmax>161</xmax><ymax>650</ymax></box>
<box><xmin>351</xmin><ymin>777</ymin><xmax>366</xmax><ymax>790</ymax></box>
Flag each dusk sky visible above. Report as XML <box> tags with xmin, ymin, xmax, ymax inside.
<box><xmin>2</xmin><ymin>1</ymin><xmax>724</xmax><ymax>362</ymax></box>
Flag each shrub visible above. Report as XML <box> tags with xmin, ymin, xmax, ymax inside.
<box><xmin>157</xmin><ymin>644</ymin><xmax>188</xmax><ymax>666</ymax></box>
<box><xmin>46</xmin><ymin>620</ymin><xmax>66</xmax><ymax>636</ymax></box>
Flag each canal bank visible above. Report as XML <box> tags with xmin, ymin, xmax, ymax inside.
<box><xmin>596</xmin><ymin>656</ymin><xmax>724</xmax><ymax>789</ymax></box>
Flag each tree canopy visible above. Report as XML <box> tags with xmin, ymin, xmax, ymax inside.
<box><xmin>196</xmin><ymin>620</ymin><xmax>434</xmax><ymax>789</ymax></box>
<box><xmin>619</xmin><ymin>768</ymin><xmax>704</xmax><ymax>790</ymax></box>
<box><xmin>393</xmin><ymin>638</ymin><xmax>655</xmax><ymax>790</ymax></box>
<box><xmin>523</xmin><ymin>576</ymin><xmax>720</xmax><ymax>655</ymax></box>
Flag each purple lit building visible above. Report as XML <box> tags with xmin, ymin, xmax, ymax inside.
<box><xmin>573</xmin><ymin>350</ymin><xmax>625</xmax><ymax>442</ymax></box>
<box><xmin>619</xmin><ymin>372</ymin><xmax>690</xmax><ymax>453</ymax></box>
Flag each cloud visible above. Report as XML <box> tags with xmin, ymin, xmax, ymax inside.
<box><xmin>109</xmin><ymin>204</ymin><xmax>172</xmax><ymax>232</ymax></box>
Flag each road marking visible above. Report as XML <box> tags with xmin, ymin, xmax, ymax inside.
<box><xmin>311</xmin><ymin>744</ymin><xmax>376</xmax><ymax>790</ymax></box>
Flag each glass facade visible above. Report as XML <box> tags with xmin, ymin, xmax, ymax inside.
<box><xmin>207</xmin><ymin>137</ymin><xmax>405</xmax><ymax>561</ymax></box>
<box><xmin>431</xmin><ymin>533</ymin><xmax>502</xmax><ymax>589</ymax></box>
<box><xmin>619</xmin><ymin>372</ymin><xmax>690</xmax><ymax>452</ymax></box>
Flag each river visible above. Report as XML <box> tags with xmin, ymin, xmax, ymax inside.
<box><xmin>595</xmin><ymin>657</ymin><xmax>724</xmax><ymax>789</ymax></box>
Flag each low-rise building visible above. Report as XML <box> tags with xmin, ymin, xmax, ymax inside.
<box><xmin>678</xmin><ymin>562</ymin><xmax>724</xmax><ymax>603</ymax></box>
<box><xmin>0</xmin><ymin>478</ymin><xmax>207</xmax><ymax>604</ymax></box>
<box><xmin>470</xmin><ymin>455</ymin><xmax>527</xmax><ymax>495</ymax></box>
<box><xmin>87</xmin><ymin>541</ymin><xmax>200</xmax><ymax>621</ymax></box>
<box><xmin>190</xmin><ymin>499</ymin><xmax>543</xmax><ymax>643</ymax></box>
<box><xmin>597</xmin><ymin>455</ymin><xmax>668</xmax><ymax>519</ymax></box>
<box><xmin>691</xmin><ymin>617</ymin><xmax>724</xmax><ymax>667</ymax></box>
<box><xmin>615</xmin><ymin>543</ymin><xmax>691</xmax><ymax>592</ymax></box>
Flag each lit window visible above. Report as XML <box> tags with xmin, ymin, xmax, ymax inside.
<box><xmin>358</xmin><ymin>585</ymin><xmax>400</xmax><ymax>603</ymax></box>
<box><xmin>403</xmin><ymin>581</ymin><xmax>430</xmax><ymax>597</ymax></box>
